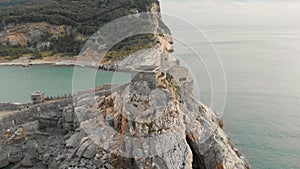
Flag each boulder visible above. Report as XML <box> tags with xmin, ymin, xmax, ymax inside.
<box><xmin>42</xmin><ymin>153</ymin><xmax>50</xmax><ymax>165</ymax></box>
<box><xmin>48</xmin><ymin>160</ymin><xmax>58</xmax><ymax>169</ymax></box>
<box><xmin>9</xmin><ymin>145</ymin><xmax>23</xmax><ymax>163</ymax></box>
<box><xmin>22</xmin><ymin>120</ymin><xmax>39</xmax><ymax>134</ymax></box>
<box><xmin>0</xmin><ymin>146</ymin><xmax>9</xmax><ymax>168</ymax></box>
<box><xmin>63</xmin><ymin>106</ymin><xmax>74</xmax><ymax>123</ymax></box>
<box><xmin>76</xmin><ymin>139</ymin><xmax>93</xmax><ymax>158</ymax></box>
<box><xmin>83</xmin><ymin>143</ymin><xmax>97</xmax><ymax>159</ymax></box>
<box><xmin>92</xmin><ymin>159</ymin><xmax>105</xmax><ymax>168</ymax></box>
<box><xmin>21</xmin><ymin>154</ymin><xmax>34</xmax><ymax>167</ymax></box>
<box><xmin>66</xmin><ymin>131</ymin><xmax>85</xmax><ymax>148</ymax></box>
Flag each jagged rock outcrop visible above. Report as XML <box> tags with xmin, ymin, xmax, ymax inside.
<box><xmin>117</xmin><ymin>48</ymin><xmax>177</xmax><ymax>71</ymax></box>
<box><xmin>0</xmin><ymin>1</ymin><xmax>249</xmax><ymax>169</ymax></box>
<box><xmin>70</xmin><ymin>64</ymin><xmax>249</xmax><ymax>169</ymax></box>
<box><xmin>0</xmin><ymin>72</ymin><xmax>249</xmax><ymax>169</ymax></box>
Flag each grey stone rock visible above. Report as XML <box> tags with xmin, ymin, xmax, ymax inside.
<box><xmin>57</xmin><ymin>118</ymin><xmax>63</xmax><ymax>128</ymax></box>
<box><xmin>21</xmin><ymin>154</ymin><xmax>34</xmax><ymax>167</ymax></box>
<box><xmin>76</xmin><ymin>140</ymin><xmax>92</xmax><ymax>158</ymax></box>
<box><xmin>77</xmin><ymin>96</ymin><xmax>99</xmax><ymax>107</ymax></box>
<box><xmin>10</xmin><ymin>162</ymin><xmax>22</xmax><ymax>169</ymax></box>
<box><xmin>63</xmin><ymin>122</ymin><xmax>74</xmax><ymax>132</ymax></box>
<box><xmin>92</xmin><ymin>159</ymin><xmax>105</xmax><ymax>168</ymax></box>
<box><xmin>83</xmin><ymin>143</ymin><xmax>97</xmax><ymax>159</ymax></box>
<box><xmin>66</xmin><ymin>131</ymin><xmax>85</xmax><ymax>148</ymax></box>
<box><xmin>183</xmin><ymin>100</ymin><xmax>249</xmax><ymax>169</ymax></box>
<box><xmin>75</xmin><ymin>106</ymin><xmax>99</xmax><ymax>124</ymax></box>
<box><xmin>49</xmin><ymin>160</ymin><xmax>58</xmax><ymax>169</ymax></box>
<box><xmin>104</xmin><ymin>164</ymin><xmax>115</xmax><ymax>169</ymax></box>
<box><xmin>9</xmin><ymin>145</ymin><xmax>23</xmax><ymax>163</ymax></box>
<box><xmin>43</xmin><ymin>153</ymin><xmax>50</xmax><ymax>165</ymax></box>
<box><xmin>0</xmin><ymin>146</ymin><xmax>9</xmax><ymax>168</ymax></box>
<box><xmin>55</xmin><ymin>154</ymin><xmax>66</xmax><ymax>162</ymax></box>
<box><xmin>22</xmin><ymin>140</ymin><xmax>39</xmax><ymax>159</ymax></box>
<box><xmin>63</xmin><ymin>106</ymin><xmax>74</xmax><ymax>123</ymax></box>
<box><xmin>22</xmin><ymin>120</ymin><xmax>39</xmax><ymax>134</ymax></box>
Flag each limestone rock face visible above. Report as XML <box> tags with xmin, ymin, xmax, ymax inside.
<box><xmin>183</xmin><ymin>100</ymin><xmax>249</xmax><ymax>169</ymax></box>
<box><xmin>21</xmin><ymin>154</ymin><xmax>34</xmax><ymax>167</ymax></box>
<box><xmin>117</xmin><ymin>48</ymin><xmax>162</xmax><ymax>70</ymax></box>
<box><xmin>0</xmin><ymin>1</ymin><xmax>249</xmax><ymax>169</ymax></box>
<box><xmin>0</xmin><ymin>146</ymin><xmax>9</xmax><ymax>168</ymax></box>
<box><xmin>73</xmin><ymin>76</ymin><xmax>249</xmax><ymax>169</ymax></box>
<box><xmin>0</xmin><ymin>75</ymin><xmax>249</xmax><ymax>169</ymax></box>
<box><xmin>65</xmin><ymin>130</ymin><xmax>85</xmax><ymax>148</ymax></box>
<box><xmin>117</xmin><ymin>48</ymin><xmax>177</xmax><ymax>71</ymax></box>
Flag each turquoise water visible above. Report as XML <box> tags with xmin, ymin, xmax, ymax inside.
<box><xmin>0</xmin><ymin>65</ymin><xmax>131</xmax><ymax>103</ymax></box>
<box><xmin>0</xmin><ymin>26</ymin><xmax>300</xmax><ymax>168</ymax></box>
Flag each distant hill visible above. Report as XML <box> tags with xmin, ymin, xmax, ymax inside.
<box><xmin>0</xmin><ymin>0</ymin><xmax>160</xmax><ymax>59</ymax></box>
<box><xmin>0</xmin><ymin>0</ymin><xmax>41</xmax><ymax>8</ymax></box>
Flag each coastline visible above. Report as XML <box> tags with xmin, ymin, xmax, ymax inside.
<box><xmin>0</xmin><ymin>58</ymin><xmax>135</xmax><ymax>74</ymax></box>
<box><xmin>0</xmin><ymin>58</ymin><xmax>113</xmax><ymax>69</ymax></box>
<box><xmin>0</xmin><ymin>59</ymin><xmax>78</xmax><ymax>67</ymax></box>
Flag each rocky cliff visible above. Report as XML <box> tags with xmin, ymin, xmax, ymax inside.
<box><xmin>0</xmin><ymin>71</ymin><xmax>249</xmax><ymax>169</ymax></box>
<box><xmin>75</xmin><ymin>70</ymin><xmax>249</xmax><ymax>169</ymax></box>
<box><xmin>0</xmin><ymin>1</ymin><xmax>249</xmax><ymax>169</ymax></box>
<box><xmin>0</xmin><ymin>53</ymin><xmax>250</xmax><ymax>169</ymax></box>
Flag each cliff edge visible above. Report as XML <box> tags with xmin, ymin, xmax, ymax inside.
<box><xmin>0</xmin><ymin>1</ymin><xmax>249</xmax><ymax>169</ymax></box>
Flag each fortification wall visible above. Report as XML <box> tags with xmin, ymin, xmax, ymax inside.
<box><xmin>44</xmin><ymin>93</ymin><xmax>73</xmax><ymax>101</ymax></box>
<box><xmin>42</xmin><ymin>85</ymin><xmax>112</xmax><ymax>102</ymax></box>
<box><xmin>0</xmin><ymin>84</ymin><xmax>129</xmax><ymax>140</ymax></box>
<box><xmin>0</xmin><ymin>98</ymin><xmax>72</xmax><ymax>133</ymax></box>
<box><xmin>0</xmin><ymin>87</ymin><xmax>118</xmax><ymax>135</ymax></box>
<box><xmin>0</xmin><ymin>103</ymin><xmax>32</xmax><ymax>111</ymax></box>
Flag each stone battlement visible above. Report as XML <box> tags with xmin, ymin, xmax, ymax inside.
<box><xmin>0</xmin><ymin>84</ymin><xmax>126</xmax><ymax>138</ymax></box>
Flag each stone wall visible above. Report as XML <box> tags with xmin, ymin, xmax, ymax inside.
<box><xmin>0</xmin><ymin>98</ymin><xmax>72</xmax><ymax>134</ymax></box>
<box><xmin>43</xmin><ymin>85</ymin><xmax>116</xmax><ymax>102</ymax></box>
<box><xmin>0</xmin><ymin>103</ymin><xmax>32</xmax><ymax>111</ymax></box>
<box><xmin>0</xmin><ymin>87</ymin><xmax>117</xmax><ymax>136</ymax></box>
<box><xmin>44</xmin><ymin>93</ymin><xmax>73</xmax><ymax>101</ymax></box>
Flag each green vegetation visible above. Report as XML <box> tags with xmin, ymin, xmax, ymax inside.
<box><xmin>0</xmin><ymin>0</ymin><xmax>160</xmax><ymax>60</ymax></box>
<box><xmin>0</xmin><ymin>0</ymin><xmax>158</xmax><ymax>35</ymax></box>
<box><xmin>0</xmin><ymin>45</ymin><xmax>32</xmax><ymax>59</ymax></box>
<box><xmin>49</xmin><ymin>34</ymin><xmax>83</xmax><ymax>55</ymax></box>
<box><xmin>32</xmin><ymin>48</ymin><xmax>42</xmax><ymax>59</ymax></box>
<box><xmin>131</xmin><ymin>121</ymin><xmax>136</xmax><ymax>130</ymax></box>
<box><xmin>105</xmin><ymin>33</ymin><xmax>159</xmax><ymax>61</ymax></box>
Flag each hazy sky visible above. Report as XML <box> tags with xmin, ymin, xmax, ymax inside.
<box><xmin>160</xmin><ymin>0</ymin><xmax>300</xmax><ymax>25</ymax></box>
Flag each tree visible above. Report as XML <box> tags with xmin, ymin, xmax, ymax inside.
<box><xmin>33</xmin><ymin>48</ymin><xmax>42</xmax><ymax>59</ymax></box>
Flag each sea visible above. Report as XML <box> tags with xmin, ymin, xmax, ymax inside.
<box><xmin>0</xmin><ymin>25</ymin><xmax>299</xmax><ymax>168</ymax></box>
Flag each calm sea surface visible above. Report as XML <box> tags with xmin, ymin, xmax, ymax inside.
<box><xmin>0</xmin><ymin>26</ymin><xmax>299</xmax><ymax>168</ymax></box>
<box><xmin>0</xmin><ymin>66</ymin><xmax>131</xmax><ymax>103</ymax></box>
<box><xmin>172</xmin><ymin>25</ymin><xmax>300</xmax><ymax>169</ymax></box>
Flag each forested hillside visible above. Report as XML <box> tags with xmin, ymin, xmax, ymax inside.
<box><xmin>0</xmin><ymin>0</ymin><xmax>159</xmax><ymax>59</ymax></box>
